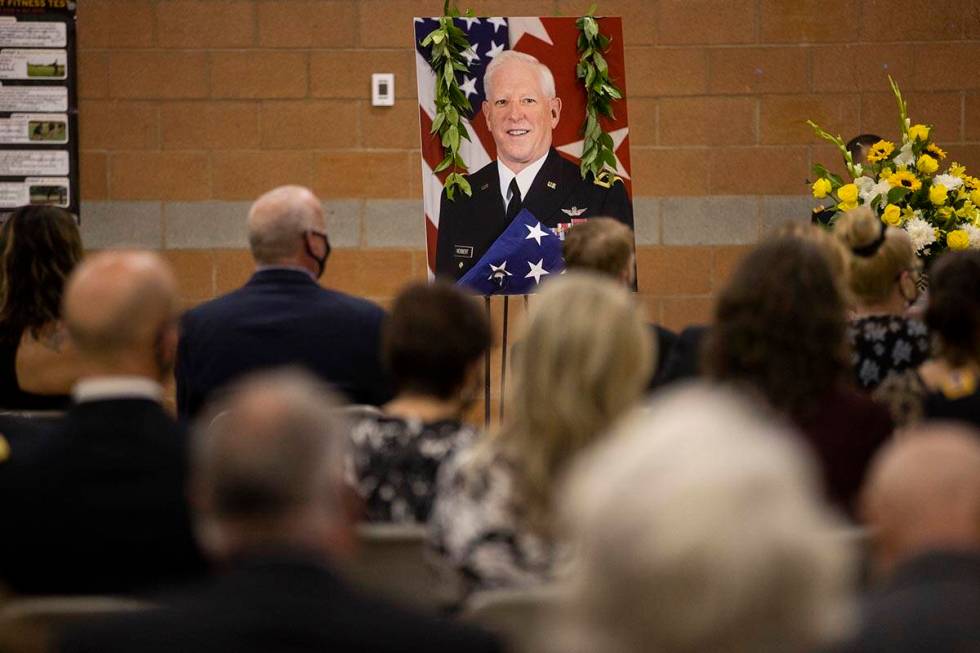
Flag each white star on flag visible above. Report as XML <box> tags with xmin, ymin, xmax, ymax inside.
<box><xmin>461</xmin><ymin>44</ymin><xmax>480</xmax><ymax>66</ymax></box>
<box><xmin>556</xmin><ymin>127</ymin><xmax>632</xmax><ymax>180</ymax></box>
<box><xmin>525</xmin><ymin>221</ymin><xmax>550</xmax><ymax>246</ymax></box>
<box><xmin>525</xmin><ymin>259</ymin><xmax>550</xmax><ymax>285</ymax></box>
<box><xmin>486</xmin><ymin>40</ymin><xmax>505</xmax><ymax>60</ymax></box>
<box><xmin>487</xmin><ymin>260</ymin><xmax>513</xmax><ymax>281</ymax></box>
<box><xmin>487</xmin><ymin>17</ymin><xmax>507</xmax><ymax>32</ymax></box>
<box><xmin>460</xmin><ymin>17</ymin><xmax>481</xmax><ymax>28</ymax></box>
<box><xmin>507</xmin><ymin>17</ymin><xmax>553</xmax><ymax>47</ymax></box>
<box><xmin>459</xmin><ymin>75</ymin><xmax>478</xmax><ymax>98</ymax></box>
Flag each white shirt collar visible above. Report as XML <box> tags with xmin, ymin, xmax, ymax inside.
<box><xmin>72</xmin><ymin>377</ymin><xmax>164</xmax><ymax>404</ymax></box>
<box><xmin>497</xmin><ymin>152</ymin><xmax>549</xmax><ymax>208</ymax></box>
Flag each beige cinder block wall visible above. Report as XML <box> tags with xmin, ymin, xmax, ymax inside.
<box><xmin>77</xmin><ymin>0</ymin><xmax>980</xmax><ymax>330</ymax></box>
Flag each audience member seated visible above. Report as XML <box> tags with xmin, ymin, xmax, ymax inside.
<box><xmin>705</xmin><ymin>236</ymin><xmax>893</xmax><ymax>515</ymax></box>
<box><xmin>429</xmin><ymin>272</ymin><xmax>652</xmax><ymax>595</ymax></box>
<box><xmin>0</xmin><ymin>205</ymin><xmax>84</xmax><ymax>410</ymax></box>
<box><xmin>548</xmin><ymin>384</ymin><xmax>856</xmax><ymax>653</ymax></box>
<box><xmin>834</xmin><ymin>208</ymin><xmax>929</xmax><ymax>391</ymax></box>
<box><xmin>175</xmin><ymin>185</ymin><xmax>391</xmax><ymax>419</ymax></box>
<box><xmin>0</xmin><ymin>251</ymin><xmax>206</xmax><ymax>595</ymax></box>
<box><xmin>832</xmin><ymin>423</ymin><xmax>980</xmax><ymax>653</ymax></box>
<box><xmin>562</xmin><ymin>217</ymin><xmax>673</xmax><ymax>387</ymax></box>
<box><xmin>348</xmin><ymin>281</ymin><xmax>491</xmax><ymax>523</ymax></box>
<box><xmin>657</xmin><ymin>221</ymin><xmax>850</xmax><ymax>387</ymax></box>
<box><xmin>880</xmin><ymin>250</ymin><xmax>980</xmax><ymax>427</ymax></box>
<box><xmin>60</xmin><ymin>370</ymin><xmax>501</xmax><ymax>653</ymax></box>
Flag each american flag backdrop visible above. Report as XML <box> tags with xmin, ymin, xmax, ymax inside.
<box><xmin>413</xmin><ymin>16</ymin><xmax>632</xmax><ymax>276</ymax></box>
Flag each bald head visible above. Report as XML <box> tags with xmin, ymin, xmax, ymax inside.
<box><xmin>862</xmin><ymin>424</ymin><xmax>980</xmax><ymax>573</ymax></box>
<box><xmin>247</xmin><ymin>185</ymin><xmax>325</xmax><ymax>266</ymax></box>
<box><xmin>192</xmin><ymin>369</ymin><xmax>347</xmax><ymax>557</ymax></box>
<box><xmin>63</xmin><ymin>250</ymin><xmax>177</xmax><ymax>369</ymax></box>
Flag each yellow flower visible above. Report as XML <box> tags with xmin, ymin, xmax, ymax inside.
<box><xmin>881</xmin><ymin>203</ymin><xmax>902</xmax><ymax>226</ymax></box>
<box><xmin>867</xmin><ymin>140</ymin><xmax>895</xmax><ymax>163</ymax></box>
<box><xmin>938</xmin><ymin>206</ymin><xmax>953</xmax><ymax>220</ymax></box>
<box><xmin>837</xmin><ymin>183</ymin><xmax>859</xmax><ymax>204</ymax></box>
<box><xmin>811</xmin><ymin>178</ymin><xmax>832</xmax><ymax>199</ymax></box>
<box><xmin>926</xmin><ymin>143</ymin><xmax>947</xmax><ymax>159</ymax></box>
<box><xmin>838</xmin><ymin>201</ymin><xmax>859</xmax><ymax>211</ymax></box>
<box><xmin>880</xmin><ymin>167</ymin><xmax>894</xmax><ymax>179</ymax></box>
<box><xmin>966</xmin><ymin>176</ymin><xmax>980</xmax><ymax>191</ymax></box>
<box><xmin>917</xmin><ymin>154</ymin><xmax>939</xmax><ymax>175</ymax></box>
<box><xmin>930</xmin><ymin>183</ymin><xmax>948</xmax><ymax>206</ymax></box>
<box><xmin>947</xmin><ymin>229</ymin><xmax>970</xmax><ymax>250</ymax></box>
<box><xmin>889</xmin><ymin>170</ymin><xmax>922</xmax><ymax>192</ymax></box>
<box><xmin>908</xmin><ymin>124</ymin><xmax>931</xmax><ymax>142</ymax></box>
<box><xmin>949</xmin><ymin>163</ymin><xmax>967</xmax><ymax>178</ymax></box>
<box><xmin>972</xmin><ymin>189</ymin><xmax>980</xmax><ymax>206</ymax></box>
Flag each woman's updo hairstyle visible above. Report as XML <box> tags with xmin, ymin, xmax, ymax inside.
<box><xmin>833</xmin><ymin>207</ymin><xmax>915</xmax><ymax>305</ymax></box>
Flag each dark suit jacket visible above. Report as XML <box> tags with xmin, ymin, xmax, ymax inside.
<box><xmin>435</xmin><ymin>149</ymin><xmax>633</xmax><ymax>280</ymax></box>
<box><xmin>0</xmin><ymin>398</ymin><xmax>207</xmax><ymax>596</ymax></box>
<box><xmin>830</xmin><ymin>551</ymin><xmax>980</xmax><ymax>653</ymax></box>
<box><xmin>176</xmin><ymin>268</ymin><xmax>391</xmax><ymax>419</ymax></box>
<box><xmin>60</xmin><ymin>555</ymin><xmax>502</xmax><ymax>653</ymax></box>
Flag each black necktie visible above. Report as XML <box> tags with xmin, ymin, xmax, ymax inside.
<box><xmin>505</xmin><ymin>178</ymin><xmax>522</xmax><ymax>222</ymax></box>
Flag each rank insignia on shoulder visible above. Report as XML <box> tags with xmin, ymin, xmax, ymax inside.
<box><xmin>0</xmin><ymin>434</ymin><xmax>9</xmax><ymax>463</ymax></box>
<box><xmin>593</xmin><ymin>169</ymin><xmax>623</xmax><ymax>189</ymax></box>
<box><xmin>480</xmin><ymin>183</ymin><xmax>490</xmax><ymax>191</ymax></box>
<box><xmin>547</xmin><ymin>181</ymin><xmax>557</xmax><ymax>189</ymax></box>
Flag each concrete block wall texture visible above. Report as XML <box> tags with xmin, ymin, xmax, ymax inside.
<box><xmin>76</xmin><ymin>0</ymin><xmax>980</xmax><ymax>332</ymax></box>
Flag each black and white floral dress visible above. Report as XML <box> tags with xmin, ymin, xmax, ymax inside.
<box><xmin>428</xmin><ymin>447</ymin><xmax>558</xmax><ymax>596</ymax></box>
<box><xmin>347</xmin><ymin>415</ymin><xmax>476</xmax><ymax>523</ymax></box>
<box><xmin>848</xmin><ymin>315</ymin><xmax>930</xmax><ymax>391</ymax></box>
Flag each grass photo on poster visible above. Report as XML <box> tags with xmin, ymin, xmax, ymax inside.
<box><xmin>27</xmin><ymin>61</ymin><xmax>65</xmax><ymax>77</ymax></box>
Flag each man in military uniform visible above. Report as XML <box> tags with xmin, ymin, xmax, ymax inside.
<box><xmin>435</xmin><ymin>50</ymin><xmax>633</xmax><ymax>281</ymax></box>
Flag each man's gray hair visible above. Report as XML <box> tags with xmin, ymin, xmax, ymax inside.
<box><xmin>484</xmin><ymin>50</ymin><xmax>556</xmax><ymax>100</ymax></box>
<box><xmin>550</xmin><ymin>383</ymin><xmax>856</xmax><ymax>653</ymax></box>
<box><xmin>192</xmin><ymin>368</ymin><xmax>348</xmax><ymax>523</ymax></box>
<box><xmin>246</xmin><ymin>186</ymin><xmax>322</xmax><ymax>265</ymax></box>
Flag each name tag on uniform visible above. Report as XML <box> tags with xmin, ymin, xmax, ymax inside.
<box><xmin>454</xmin><ymin>245</ymin><xmax>474</xmax><ymax>258</ymax></box>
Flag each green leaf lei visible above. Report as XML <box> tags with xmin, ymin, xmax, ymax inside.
<box><xmin>418</xmin><ymin>1</ymin><xmax>473</xmax><ymax>200</ymax></box>
<box><xmin>575</xmin><ymin>5</ymin><xmax>624</xmax><ymax>186</ymax></box>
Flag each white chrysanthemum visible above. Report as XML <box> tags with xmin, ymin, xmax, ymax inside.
<box><xmin>855</xmin><ymin>176</ymin><xmax>892</xmax><ymax>204</ymax></box>
<box><xmin>905</xmin><ymin>217</ymin><xmax>937</xmax><ymax>253</ymax></box>
<box><xmin>893</xmin><ymin>141</ymin><xmax>915</xmax><ymax>167</ymax></box>
<box><xmin>933</xmin><ymin>173</ymin><xmax>964</xmax><ymax>191</ymax></box>
<box><xmin>963</xmin><ymin>224</ymin><xmax>980</xmax><ymax>249</ymax></box>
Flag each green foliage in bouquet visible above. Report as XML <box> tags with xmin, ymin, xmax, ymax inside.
<box><xmin>576</xmin><ymin>5</ymin><xmax>624</xmax><ymax>187</ymax></box>
<box><xmin>419</xmin><ymin>0</ymin><xmax>474</xmax><ymax>200</ymax></box>
<box><xmin>808</xmin><ymin>77</ymin><xmax>980</xmax><ymax>262</ymax></box>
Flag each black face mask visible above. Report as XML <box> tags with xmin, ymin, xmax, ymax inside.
<box><xmin>304</xmin><ymin>229</ymin><xmax>331</xmax><ymax>279</ymax></box>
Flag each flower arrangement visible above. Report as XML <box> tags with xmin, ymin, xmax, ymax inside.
<box><xmin>808</xmin><ymin>77</ymin><xmax>980</xmax><ymax>262</ymax></box>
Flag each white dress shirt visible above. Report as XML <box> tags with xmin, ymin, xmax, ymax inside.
<box><xmin>497</xmin><ymin>152</ymin><xmax>549</xmax><ymax>208</ymax></box>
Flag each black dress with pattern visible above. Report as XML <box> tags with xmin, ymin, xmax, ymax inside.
<box><xmin>848</xmin><ymin>315</ymin><xmax>931</xmax><ymax>391</ymax></box>
<box><xmin>347</xmin><ymin>415</ymin><xmax>476</xmax><ymax>523</ymax></box>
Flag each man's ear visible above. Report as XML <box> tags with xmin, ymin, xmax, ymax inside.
<box><xmin>550</xmin><ymin>97</ymin><xmax>562</xmax><ymax>127</ymax></box>
<box><xmin>482</xmin><ymin>100</ymin><xmax>492</xmax><ymax>129</ymax></box>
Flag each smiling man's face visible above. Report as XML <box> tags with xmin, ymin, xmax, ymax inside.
<box><xmin>483</xmin><ymin>60</ymin><xmax>561</xmax><ymax>174</ymax></box>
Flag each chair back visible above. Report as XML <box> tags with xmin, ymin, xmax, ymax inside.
<box><xmin>338</xmin><ymin>523</ymin><xmax>459</xmax><ymax>612</ymax></box>
<box><xmin>462</xmin><ymin>587</ymin><xmax>560</xmax><ymax>653</ymax></box>
<box><xmin>0</xmin><ymin>596</ymin><xmax>153</xmax><ymax>653</ymax></box>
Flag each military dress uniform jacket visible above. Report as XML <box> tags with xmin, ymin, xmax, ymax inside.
<box><xmin>435</xmin><ymin>148</ymin><xmax>633</xmax><ymax>280</ymax></box>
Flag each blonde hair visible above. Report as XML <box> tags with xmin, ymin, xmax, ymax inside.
<box><xmin>476</xmin><ymin>272</ymin><xmax>652</xmax><ymax>530</ymax></box>
<box><xmin>833</xmin><ymin>207</ymin><xmax>915</xmax><ymax>305</ymax></box>
<box><xmin>553</xmin><ymin>384</ymin><xmax>856</xmax><ymax>653</ymax></box>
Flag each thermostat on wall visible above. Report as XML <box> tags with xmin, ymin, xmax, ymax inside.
<box><xmin>372</xmin><ymin>73</ymin><xmax>395</xmax><ymax>106</ymax></box>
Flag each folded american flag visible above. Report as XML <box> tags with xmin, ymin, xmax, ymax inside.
<box><xmin>456</xmin><ymin>208</ymin><xmax>564</xmax><ymax>295</ymax></box>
